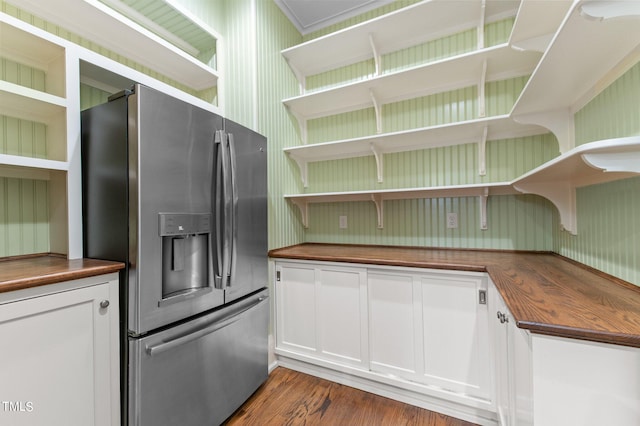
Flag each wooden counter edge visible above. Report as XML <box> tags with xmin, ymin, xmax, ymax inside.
<box><xmin>0</xmin><ymin>254</ymin><xmax>125</xmax><ymax>294</ymax></box>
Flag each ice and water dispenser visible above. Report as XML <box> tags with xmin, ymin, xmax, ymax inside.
<box><xmin>159</xmin><ymin>213</ymin><xmax>212</xmax><ymax>305</ymax></box>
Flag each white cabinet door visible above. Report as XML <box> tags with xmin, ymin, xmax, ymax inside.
<box><xmin>368</xmin><ymin>270</ymin><xmax>420</xmax><ymax>380</ymax></box>
<box><xmin>275</xmin><ymin>262</ymin><xmax>317</xmax><ymax>354</ymax></box>
<box><xmin>275</xmin><ymin>261</ymin><xmax>368</xmax><ymax>367</ymax></box>
<box><xmin>0</xmin><ymin>276</ymin><xmax>119</xmax><ymax>426</ymax></box>
<box><xmin>418</xmin><ymin>272</ymin><xmax>491</xmax><ymax>402</ymax></box>
<box><xmin>490</xmin><ymin>280</ymin><xmax>533</xmax><ymax>426</ymax></box>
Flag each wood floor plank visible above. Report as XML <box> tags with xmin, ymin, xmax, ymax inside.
<box><xmin>225</xmin><ymin>367</ymin><xmax>478</xmax><ymax>425</ymax></box>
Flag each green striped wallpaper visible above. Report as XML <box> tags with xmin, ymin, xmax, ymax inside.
<box><xmin>555</xmin><ymin>61</ymin><xmax>640</xmax><ymax>285</ymax></box>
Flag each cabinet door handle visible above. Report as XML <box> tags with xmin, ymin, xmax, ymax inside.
<box><xmin>100</xmin><ymin>300</ymin><xmax>110</xmax><ymax>309</ymax></box>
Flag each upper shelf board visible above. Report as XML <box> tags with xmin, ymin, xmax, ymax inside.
<box><xmin>98</xmin><ymin>0</ymin><xmax>219</xmax><ymax>61</ymax></box>
<box><xmin>508</xmin><ymin>0</ymin><xmax>572</xmax><ymax>52</ymax></box>
<box><xmin>514</xmin><ymin>136</ymin><xmax>640</xmax><ymax>189</ymax></box>
<box><xmin>6</xmin><ymin>0</ymin><xmax>219</xmax><ymax>91</ymax></box>
<box><xmin>0</xmin><ymin>20</ymin><xmax>65</xmax><ymax>70</ymax></box>
<box><xmin>511</xmin><ymin>0</ymin><xmax>640</xmax><ymax>117</ymax></box>
<box><xmin>0</xmin><ymin>81</ymin><xmax>66</xmax><ymax>124</ymax></box>
<box><xmin>283</xmin><ymin>43</ymin><xmax>541</xmax><ymax>120</ymax></box>
<box><xmin>284</xmin><ymin>114</ymin><xmax>547</xmax><ymax>162</ymax></box>
<box><xmin>281</xmin><ymin>0</ymin><xmax>520</xmax><ymax>79</ymax></box>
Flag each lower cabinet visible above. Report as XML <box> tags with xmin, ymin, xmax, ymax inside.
<box><xmin>489</xmin><ymin>280</ymin><xmax>533</xmax><ymax>426</ymax></box>
<box><xmin>275</xmin><ymin>260</ymin><xmax>495</xmax><ymax>423</ymax></box>
<box><xmin>0</xmin><ymin>274</ymin><xmax>120</xmax><ymax>426</ymax></box>
<box><xmin>275</xmin><ymin>261</ymin><xmax>368</xmax><ymax>368</ymax></box>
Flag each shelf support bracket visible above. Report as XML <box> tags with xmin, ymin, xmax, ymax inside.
<box><xmin>286</xmin><ymin>106</ymin><xmax>308</xmax><ymax>145</ymax></box>
<box><xmin>579</xmin><ymin>1</ymin><xmax>640</xmax><ymax>20</ymax></box>
<box><xmin>370</xmin><ymin>143</ymin><xmax>384</xmax><ymax>183</ymax></box>
<box><xmin>287</xmin><ymin>153</ymin><xmax>309</xmax><ymax>188</ymax></box>
<box><xmin>290</xmin><ymin>198</ymin><xmax>310</xmax><ymax>228</ymax></box>
<box><xmin>478</xmin><ymin>59</ymin><xmax>487</xmax><ymax>118</ymax></box>
<box><xmin>285</xmin><ymin>59</ymin><xmax>306</xmax><ymax>94</ymax></box>
<box><xmin>478</xmin><ymin>126</ymin><xmax>488</xmax><ymax>176</ymax></box>
<box><xmin>479</xmin><ymin>187</ymin><xmax>489</xmax><ymax>230</ymax></box>
<box><xmin>369</xmin><ymin>33</ymin><xmax>381</xmax><ymax>76</ymax></box>
<box><xmin>370</xmin><ymin>89</ymin><xmax>382</xmax><ymax>134</ymax></box>
<box><xmin>478</xmin><ymin>0</ymin><xmax>486</xmax><ymax>49</ymax></box>
<box><xmin>582</xmin><ymin>151</ymin><xmax>640</xmax><ymax>173</ymax></box>
<box><xmin>371</xmin><ymin>194</ymin><xmax>384</xmax><ymax>229</ymax></box>
<box><xmin>514</xmin><ymin>181</ymin><xmax>577</xmax><ymax>235</ymax></box>
<box><xmin>512</xmin><ymin>108</ymin><xmax>574</xmax><ymax>154</ymax></box>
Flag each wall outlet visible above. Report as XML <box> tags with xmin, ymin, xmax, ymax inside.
<box><xmin>446</xmin><ymin>212</ymin><xmax>458</xmax><ymax>229</ymax></box>
<box><xmin>339</xmin><ymin>215</ymin><xmax>348</xmax><ymax>229</ymax></box>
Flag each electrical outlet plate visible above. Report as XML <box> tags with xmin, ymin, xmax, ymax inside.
<box><xmin>339</xmin><ymin>215</ymin><xmax>347</xmax><ymax>229</ymax></box>
<box><xmin>447</xmin><ymin>212</ymin><xmax>458</xmax><ymax>229</ymax></box>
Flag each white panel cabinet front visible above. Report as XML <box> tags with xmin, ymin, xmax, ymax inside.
<box><xmin>419</xmin><ymin>272</ymin><xmax>491</xmax><ymax>402</ymax></box>
<box><xmin>0</xmin><ymin>274</ymin><xmax>119</xmax><ymax>426</ymax></box>
<box><xmin>275</xmin><ymin>260</ymin><xmax>368</xmax><ymax>368</ymax></box>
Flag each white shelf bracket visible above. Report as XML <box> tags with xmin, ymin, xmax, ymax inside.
<box><xmin>286</xmin><ymin>106</ymin><xmax>308</xmax><ymax>145</ymax></box>
<box><xmin>285</xmin><ymin>59</ymin><xmax>306</xmax><ymax>94</ymax></box>
<box><xmin>479</xmin><ymin>187</ymin><xmax>489</xmax><ymax>230</ymax></box>
<box><xmin>291</xmin><ymin>198</ymin><xmax>310</xmax><ymax>228</ymax></box>
<box><xmin>579</xmin><ymin>1</ymin><xmax>640</xmax><ymax>21</ymax></box>
<box><xmin>478</xmin><ymin>126</ymin><xmax>488</xmax><ymax>176</ymax></box>
<box><xmin>478</xmin><ymin>0</ymin><xmax>486</xmax><ymax>49</ymax></box>
<box><xmin>287</xmin><ymin>153</ymin><xmax>309</xmax><ymax>188</ymax></box>
<box><xmin>512</xmin><ymin>108</ymin><xmax>575</xmax><ymax>153</ymax></box>
<box><xmin>370</xmin><ymin>89</ymin><xmax>382</xmax><ymax>134</ymax></box>
<box><xmin>371</xmin><ymin>194</ymin><xmax>384</xmax><ymax>229</ymax></box>
<box><xmin>582</xmin><ymin>151</ymin><xmax>640</xmax><ymax>173</ymax></box>
<box><xmin>369</xmin><ymin>33</ymin><xmax>381</xmax><ymax>76</ymax></box>
<box><xmin>478</xmin><ymin>59</ymin><xmax>487</xmax><ymax>118</ymax></box>
<box><xmin>370</xmin><ymin>143</ymin><xmax>384</xmax><ymax>183</ymax></box>
<box><xmin>514</xmin><ymin>181</ymin><xmax>577</xmax><ymax>235</ymax></box>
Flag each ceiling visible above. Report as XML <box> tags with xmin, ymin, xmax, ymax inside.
<box><xmin>274</xmin><ymin>0</ymin><xmax>395</xmax><ymax>35</ymax></box>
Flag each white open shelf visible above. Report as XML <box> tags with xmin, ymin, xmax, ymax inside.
<box><xmin>285</xmin><ymin>114</ymin><xmax>548</xmax><ymax>186</ymax></box>
<box><xmin>287</xmin><ymin>137</ymin><xmax>640</xmax><ymax>234</ymax></box>
<box><xmin>284</xmin><ymin>43</ymin><xmax>540</xmax><ymax>123</ymax></box>
<box><xmin>6</xmin><ymin>0</ymin><xmax>219</xmax><ymax>91</ymax></box>
<box><xmin>281</xmin><ymin>0</ymin><xmax>519</xmax><ymax>85</ymax></box>
<box><xmin>508</xmin><ymin>0</ymin><xmax>572</xmax><ymax>52</ymax></box>
<box><xmin>511</xmin><ymin>0</ymin><xmax>640</xmax><ymax>153</ymax></box>
<box><xmin>513</xmin><ymin>136</ymin><xmax>640</xmax><ymax>235</ymax></box>
<box><xmin>0</xmin><ymin>154</ymin><xmax>68</xmax><ymax>180</ymax></box>
<box><xmin>286</xmin><ymin>182</ymin><xmax>517</xmax><ymax>230</ymax></box>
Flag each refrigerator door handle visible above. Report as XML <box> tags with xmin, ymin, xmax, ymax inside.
<box><xmin>213</xmin><ymin>130</ymin><xmax>231</xmax><ymax>289</ymax></box>
<box><xmin>227</xmin><ymin>133</ymin><xmax>239</xmax><ymax>287</ymax></box>
<box><xmin>145</xmin><ymin>294</ymin><xmax>268</xmax><ymax>356</ymax></box>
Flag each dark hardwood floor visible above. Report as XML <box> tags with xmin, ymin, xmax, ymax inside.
<box><xmin>225</xmin><ymin>367</ymin><xmax>478</xmax><ymax>425</ymax></box>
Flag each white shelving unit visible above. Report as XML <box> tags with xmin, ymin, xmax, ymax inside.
<box><xmin>286</xmin><ymin>182</ymin><xmax>517</xmax><ymax>230</ymax></box>
<box><xmin>281</xmin><ymin>0</ymin><xmax>520</xmax><ymax>87</ymax></box>
<box><xmin>511</xmin><ymin>0</ymin><xmax>640</xmax><ymax>153</ymax></box>
<box><xmin>287</xmin><ymin>136</ymin><xmax>640</xmax><ymax>234</ymax></box>
<box><xmin>284</xmin><ymin>43</ymin><xmax>541</xmax><ymax>139</ymax></box>
<box><xmin>285</xmin><ymin>114</ymin><xmax>547</xmax><ymax>187</ymax></box>
<box><xmin>6</xmin><ymin>0</ymin><xmax>220</xmax><ymax>92</ymax></box>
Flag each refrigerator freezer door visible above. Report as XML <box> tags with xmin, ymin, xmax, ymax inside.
<box><xmin>223</xmin><ymin>120</ymin><xmax>268</xmax><ymax>303</ymax></box>
<box><xmin>128</xmin><ymin>289</ymin><xmax>269</xmax><ymax>426</ymax></box>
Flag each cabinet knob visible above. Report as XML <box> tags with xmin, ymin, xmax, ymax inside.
<box><xmin>100</xmin><ymin>300</ymin><xmax>110</xmax><ymax>309</ymax></box>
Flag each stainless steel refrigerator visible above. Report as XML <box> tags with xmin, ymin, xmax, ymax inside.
<box><xmin>81</xmin><ymin>84</ymin><xmax>268</xmax><ymax>426</ymax></box>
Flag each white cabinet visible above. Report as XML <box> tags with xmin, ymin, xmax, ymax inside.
<box><xmin>275</xmin><ymin>260</ymin><xmax>495</xmax><ymax>422</ymax></box>
<box><xmin>489</xmin><ymin>280</ymin><xmax>532</xmax><ymax>426</ymax></box>
<box><xmin>368</xmin><ymin>268</ymin><xmax>492</xmax><ymax>406</ymax></box>
<box><xmin>0</xmin><ymin>273</ymin><xmax>120</xmax><ymax>426</ymax></box>
<box><xmin>275</xmin><ymin>260</ymin><xmax>368</xmax><ymax>368</ymax></box>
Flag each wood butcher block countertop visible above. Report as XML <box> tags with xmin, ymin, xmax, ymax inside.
<box><xmin>269</xmin><ymin>243</ymin><xmax>640</xmax><ymax>348</ymax></box>
<box><xmin>0</xmin><ymin>254</ymin><xmax>125</xmax><ymax>294</ymax></box>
